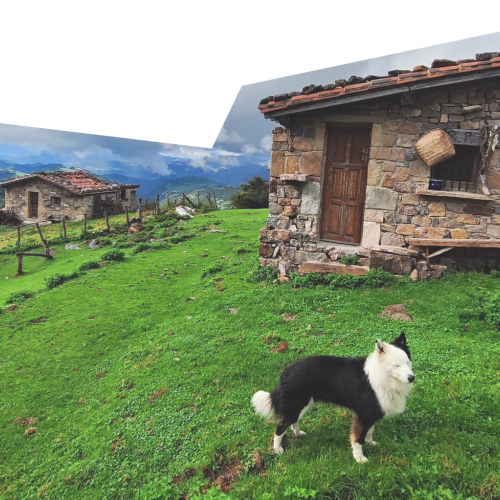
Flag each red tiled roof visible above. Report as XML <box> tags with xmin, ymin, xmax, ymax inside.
<box><xmin>259</xmin><ymin>53</ymin><xmax>500</xmax><ymax>117</ymax></box>
<box><xmin>0</xmin><ymin>169</ymin><xmax>140</xmax><ymax>195</ymax></box>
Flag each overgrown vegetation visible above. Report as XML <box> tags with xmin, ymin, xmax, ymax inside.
<box><xmin>230</xmin><ymin>175</ymin><xmax>269</xmax><ymax>209</ymax></box>
<box><xmin>0</xmin><ymin>207</ymin><xmax>22</xmax><ymax>226</ymax></box>
<box><xmin>1</xmin><ymin>209</ymin><xmax>500</xmax><ymax>499</ymax></box>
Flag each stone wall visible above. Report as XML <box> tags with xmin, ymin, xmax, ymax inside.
<box><xmin>259</xmin><ymin>79</ymin><xmax>500</xmax><ymax>275</ymax></box>
<box><xmin>4</xmin><ymin>178</ymin><xmax>132</xmax><ymax>221</ymax></box>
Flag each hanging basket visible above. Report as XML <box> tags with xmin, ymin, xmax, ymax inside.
<box><xmin>415</xmin><ymin>129</ymin><xmax>456</xmax><ymax>167</ymax></box>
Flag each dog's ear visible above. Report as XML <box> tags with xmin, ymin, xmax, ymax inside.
<box><xmin>393</xmin><ymin>332</ymin><xmax>407</xmax><ymax>347</ymax></box>
<box><xmin>376</xmin><ymin>339</ymin><xmax>385</xmax><ymax>354</ymax></box>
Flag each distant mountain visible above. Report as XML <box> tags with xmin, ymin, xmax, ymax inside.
<box><xmin>0</xmin><ymin>152</ymin><xmax>271</xmax><ymax>208</ymax></box>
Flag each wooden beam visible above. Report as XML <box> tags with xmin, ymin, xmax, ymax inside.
<box><xmin>298</xmin><ymin>262</ymin><xmax>370</xmax><ymax>276</ymax></box>
<box><xmin>428</xmin><ymin>247</ymin><xmax>455</xmax><ymax>259</ymax></box>
<box><xmin>408</xmin><ymin>238</ymin><xmax>500</xmax><ymax>248</ymax></box>
<box><xmin>17</xmin><ymin>252</ymin><xmax>53</xmax><ymax>259</ymax></box>
<box><xmin>16</xmin><ymin>253</ymin><xmax>23</xmax><ymax>276</ymax></box>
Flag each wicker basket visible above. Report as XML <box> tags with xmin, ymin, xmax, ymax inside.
<box><xmin>415</xmin><ymin>129</ymin><xmax>455</xmax><ymax>167</ymax></box>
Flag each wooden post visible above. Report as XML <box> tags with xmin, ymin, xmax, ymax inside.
<box><xmin>16</xmin><ymin>253</ymin><xmax>23</xmax><ymax>276</ymax></box>
<box><xmin>207</xmin><ymin>193</ymin><xmax>212</xmax><ymax>207</ymax></box>
<box><xmin>213</xmin><ymin>192</ymin><xmax>218</xmax><ymax>209</ymax></box>
<box><xmin>197</xmin><ymin>190</ymin><xmax>200</xmax><ymax>208</ymax></box>
<box><xmin>62</xmin><ymin>218</ymin><xmax>67</xmax><ymax>239</ymax></box>
<box><xmin>138</xmin><ymin>198</ymin><xmax>143</xmax><ymax>222</ymax></box>
<box><xmin>125</xmin><ymin>207</ymin><xmax>130</xmax><ymax>227</ymax></box>
<box><xmin>167</xmin><ymin>194</ymin><xmax>170</xmax><ymax>207</ymax></box>
<box><xmin>83</xmin><ymin>214</ymin><xmax>87</xmax><ymax>236</ymax></box>
<box><xmin>17</xmin><ymin>226</ymin><xmax>21</xmax><ymax>247</ymax></box>
<box><xmin>156</xmin><ymin>194</ymin><xmax>160</xmax><ymax>216</ymax></box>
<box><xmin>105</xmin><ymin>211</ymin><xmax>110</xmax><ymax>231</ymax></box>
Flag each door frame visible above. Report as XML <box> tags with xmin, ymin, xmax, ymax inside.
<box><xmin>317</xmin><ymin>123</ymin><xmax>372</xmax><ymax>245</ymax></box>
<box><xmin>27</xmin><ymin>191</ymin><xmax>40</xmax><ymax>219</ymax></box>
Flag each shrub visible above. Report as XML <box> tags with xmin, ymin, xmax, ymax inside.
<box><xmin>131</xmin><ymin>242</ymin><xmax>169</xmax><ymax>255</ymax></box>
<box><xmin>44</xmin><ymin>272</ymin><xmax>79</xmax><ymax>290</ymax></box>
<box><xmin>248</xmin><ymin>265</ymin><xmax>279</xmax><ymax>283</ymax></box>
<box><xmin>289</xmin><ymin>272</ymin><xmax>323</xmax><ymax>288</ymax></box>
<box><xmin>170</xmin><ymin>232</ymin><xmax>196</xmax><ymax>244</ymax></box>
<box><xmin>114</xmin><ymin>241</ymin><xmax>135</xmax><ymax>249</ymax></box>
<box><xmin>78</xmin><ymin>260</ymin><xmax>101</xmax><ymax>272</ymax></box>
<box><xmin>341</xmin><ymin>255</ymin><xmax>359</xmax><ymax>266</ymax></box>
<box><xmin>6</xmin><ymin>290</ymin><xmax>34</xmax><ymax>305</ymax></box>
<box><xmin>363</xmin><ymin>267</ymin><xmax>394</xmax><ymax>288</ymax></box>
<box><xmin>100</xmin><ymin>249</ymin><xmax>125</xmax><ymax>262</ymax></box>
<box><xmin>230</xmin><ymin>175</ymin><xmax>269</xmax><ymax>209</ymax></box>
<box><xmin>131</xmin><ymin>242</ymin><xmax>150</xmax><ymax>255</ymax></box>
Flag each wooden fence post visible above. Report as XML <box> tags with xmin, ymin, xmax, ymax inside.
<box><xmin>35</xmin><ymin>223</ymin><xmax>50</xmax><ymax>255</ymax></box>
<box><xmin>167</xmin><ymin>194</ymin><xmax>170</xmax><ymax>207</ymax></box>
<box><xmin>207</xmin><ymin>193</ymin><xmax>212</xmax><ymax>207</ymax></box>
<box><xmin>83</xmin><ymin>214</ymin><xmax>87</xmax><ymax>236</ymax></box>
<box><xmin>105</xmin><ymin>211</ymin><xmax>110</xmax><ymax>231</ymax></box>
<box><xmin>138</xmin><ymin>198</ymin><xmax>143</xmax><ymax>222</ymax></box>
<box><xmin>62</xmin><ymin>218</ymin><xmax>67</xmax><ymax>239</ymax></box>
<box><xmin>16</xmin><ymin>253</ymin><xmax>23</xmax><ymax>276</ymax></box>
<box><xmin>17</xmin><ymin>226</ymin><xmax>21</xmax><ymax>247</ymax></box>
<box><xmin>213</xmin><ymin>192</ymin><xmax>218</xmax><ymax>209</ymax></box>
<box><xmin>156</xmin><ymin>194</ymin><xmax>160</xmax><ymax>215</ymax></box>
<box><xmin>197</xmin><ymin>190</ymin><xmax>200</xmax><ymax>208</ymax></box>
<box><xmin>125</xmin><ymin>207</ymin><xmax>130</xmax><ymax>227</ymax></box>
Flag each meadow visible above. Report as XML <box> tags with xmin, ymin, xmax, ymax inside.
<box><xmin>0</xmin><ymin>209</ymin><xmax>499</xmax><ymax>500</ymax></box>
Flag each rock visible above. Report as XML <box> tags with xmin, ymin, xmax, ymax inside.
<box><xmin>128</xmin><ymin>223</ymin><xmax>143</xmax><ymax>234</ymax></box>
<box><xmin>410</xmin><ymin>269</ymin><xmax>419</xmax><ymax>281</ymax></box>
<box><xmin>175</xmin><ymin>206</ymin><xmax>195</xmax><ymax>218</ymax></box>
<box><xmin>300</xmin><ymin>182</ymin><xmax>321</xmax><ymax>215</ymax></box>
<box><xmin>65</xmin><ymin>244</ymin><xmax>81</xmax><ymax>250</ymax></box>
<box><xmin>379</xmin><ymin>304</ymin><xmax>414</xmax><ymax>322</ymax></box>
<box><xmin>370</xmin><ymin>251</ymin><xmax>415</xmax><ymax>275</ymax></box>
<box><xmin>228</xmin><ymin>308</ymin><xmax>238</xmax><ymax>314</ymax></box>
<box><xmin>365</xmin><ymin>187</ymin><xmax>398</xmax><ymax>210</ymax></box>
<box><xmin>88</xmin><ymin>239</ymin><xmax>100</xmax><ymax>250</ymax></box>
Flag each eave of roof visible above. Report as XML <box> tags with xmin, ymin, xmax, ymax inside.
<box><xmin>0</xmin><ymin>171</ymin><xmax>140</xmax><ymax>195</ymax></box>
<box><xmin>259</xmin><ymin>56</ymin><xmax>500</xmax><ymax>119</ymax></box>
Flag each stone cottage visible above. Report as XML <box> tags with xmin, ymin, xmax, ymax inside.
<box><xmin>258</xmin><ymin>52</ymin><xmax>500</xmax><ymax>277</ymax></box>
<box><xmin>0</xmin><ymin>170</ymin><xmax>139</xmax><ymax>222</ymax></box>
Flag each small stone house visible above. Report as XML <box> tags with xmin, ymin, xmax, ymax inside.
<box><xmin>0</xmin><ymin>170</ymin><xmax>139</xmax><ymax>222</ymax></box>
<box><xmin>258</xmin><ymin>53</ymin><xmax>500</xmax><ymax>277</ymax></box>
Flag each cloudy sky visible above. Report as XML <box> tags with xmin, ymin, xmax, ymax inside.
<box><xmin>1</xmin><ymin>32</ymin><xmax>499</xmax><ymax>176</ymax></box>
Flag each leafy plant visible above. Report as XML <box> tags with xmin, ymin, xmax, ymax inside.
<box><xmin>44</xmin><ymin>272</ymin><xmax>79</xmax><ymax>290</ymax></box>
<box><xmin>248</xmin><ymin>264</ymin><xmax>279</xmax><ymax>283</ymax></box>
<box><xmin>5</xmin><ymin>290</ymin><xmax>34</xmax><ymax>305</ymax></box>
<box><xmin>341</xmin><ymin>254</ymin><xmax>359</xmax><ymax>266</ymax></box>
<box><xmin>230</xmin><ymin>175</ymin><xmax>269</xmax><ymax>209</ymax></box>
<box><xmin>77</xmin><ymin>260</ymin><xmax>101</xmax><ymax>272</ymax></box>
<box><xmin>100</xmin><ymin>249</ymin><xmax>125</xmax><ymax>262</ymax></box>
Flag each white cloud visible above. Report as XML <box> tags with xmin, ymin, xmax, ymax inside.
<box><xmin>216</xmin><ymin>127</ymin><xmax>245</xmax><ymax>144</ymax></box>
<box><xmin>242</xmin><ymin>144</ymin><xmax>260</xmax><ymax>155</ymax></box>
<box><xmin>260</xmin><ymin>135</ymin><xmax>272</xmax><ymax>152</ymax></box>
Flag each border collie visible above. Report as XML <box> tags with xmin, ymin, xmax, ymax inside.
<box><xmin>251</xmin><ymin>333</ymin><xmax>414</xmax><ymax>463</ymax></box>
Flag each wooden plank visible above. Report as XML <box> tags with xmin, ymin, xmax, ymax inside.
<box><xmin>408</xmin><ymin>238</ymin><xmax>500</xmax><ymax>248</ymax></box>
<box><xmin>16</xmin><ymin>253</ymin><xmax>23</xmax><ymax>276</ymax></box>
<box><xmin>428</xmin><ymin>247</ymin><xmax>454</xmax><ymax>259</ymax></box>
<box><xmin>298</xmin><ymin>262</ymin><xmax>370</xmax><ymax>276</ymax></box>
<box><xmin>17</xmin><ymin>252</ymin><xmax>53</xmax><ymax>259</ymax></box>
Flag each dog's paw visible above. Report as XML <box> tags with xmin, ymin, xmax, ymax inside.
<box><xmin>274</xmin><ymin>446</ymin><xmax>284</xmax><ymax>454</ymax></box>
<box><xmin>293</xmin><ymin>430</ymin><xmax>306</xmax><ymax>438</ymax></box>
<box><xmin>366</xmin><ymin>440</ymin><xmax>378</xmax><ymax>446</ymax></box>
<box><xmin>354</xmin><ymin>454</ymin><xmax>368</xmax><ymax>463</ymax></box>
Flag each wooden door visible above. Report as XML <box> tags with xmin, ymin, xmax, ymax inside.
<box><xmin>28</xmin><ymin>192</ymin><xmax>39</xmax><ymax>218</ymax></box>
<box><xmin>320</xmin><ymin>126</ymin><xmax>371</xmax><ymax>244</ymax></box>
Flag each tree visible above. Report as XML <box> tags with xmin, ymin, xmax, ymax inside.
<box><xmin>230</xmin><ymin>175</ymin><xmax>269</xmax><ymax>209</ymax></box>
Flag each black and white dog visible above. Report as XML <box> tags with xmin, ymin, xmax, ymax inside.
<box><xmin>251</xmin><ymin>333</ymin><xmax>414</xmax><ymax>462</ymax></box>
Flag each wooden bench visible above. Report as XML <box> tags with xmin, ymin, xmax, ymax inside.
<box><xmin>408</xmin><ymin>238</ymin><xmax>500</xmax><ymax>266</ymax></box>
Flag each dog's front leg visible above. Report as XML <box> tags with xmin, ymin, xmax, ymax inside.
<box><xmin>365</xmin><ymin>425</ymin><xmax>377</xmax><ymax>446</ymax></box>
<box><xmin>350</xmin><ymin>415</ymin><xmax>377</xmax><ymax>463</ymax></box>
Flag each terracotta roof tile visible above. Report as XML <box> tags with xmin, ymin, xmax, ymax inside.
<box><xmin>259</xmin><ymin>52</ymin><xmax>500</xmax><ymax>116</ymax></box>
<box><xmin>0</xmin><ymin>170</ymin><xmax>139</xmax><ymax>195</ymax></box>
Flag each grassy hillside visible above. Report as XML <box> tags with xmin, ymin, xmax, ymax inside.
<box><xmin>0</xmin><ymin>210</ymin><xmax>499</xmax><ymax>500</ymax></box>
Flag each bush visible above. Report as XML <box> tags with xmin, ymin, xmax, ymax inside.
<box><xmin>363</xmin><ymin>267</ymin><xmax>395</xmax><ymax>288</ymax></box>
<box><xmin>170</xmin><ymin>232</ymin><xmax>196</xmax><ymax>244</ymax></box>
<box><xmin>341</xmin><ymin>255</ymin><xmax>359</xmax><ymax>266</ymax></box>
<box><xmin>6</xmin><ymin>290</ymin><xmax>34</xmax><ymax>305</ymax></box>
<box><xmin>131</xmin><ymin>242</ymin><xmax>169</xmax><ymax>255</ymax></box>
<box><xmin>78</xmin><ymin>260</ymin><xmax>101</xmax><ymax>272</ymax></box>
<box><xmin>230</xmin><ymin>175</ymin><xmax>269</xmax><ymax>209</ymax></box>
<box><xmin>114</xmin><ymin>241</ymin><xmax>135</xmax><ymax>249</ymax></box>
<box><xmin>248</xmin><ymin>265</ymin><xmax>279</xmax><ymax>283</ymax></box>
<box><xmin>100</xmin><ymin>249</ymin><xmax>125</xmax><ymax>262</ymax></box>
<box><xmin>44</xmin><ymin>272</ymin><xmax>79</xmax><ymax>290</ymax></box>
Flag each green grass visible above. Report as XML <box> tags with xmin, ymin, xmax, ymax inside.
<box><xmin>1</xmin><ymin>209</ymin><xmax>500</xmax><ymax>499</ymax></box>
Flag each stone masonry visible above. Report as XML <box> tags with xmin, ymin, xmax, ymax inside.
<box><xmin>259</xmin><ymin>79</ymin><xmax>500</xmax><ymax>275</ymax></box>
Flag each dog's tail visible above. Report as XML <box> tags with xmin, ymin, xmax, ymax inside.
<box><xmin>252</xmin><ymin>388</ymin><xmax>279</xmax><ymax>419</ymax></box>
